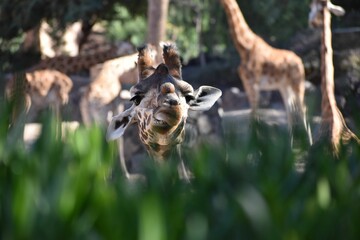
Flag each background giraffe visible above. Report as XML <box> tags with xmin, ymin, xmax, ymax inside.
<box><xmin>5</xmin><ymin>69</ymin><xmax>73</xmax><ymax>122</ymax></box>
<box><xmin>309</xmin><ymin>0</ymin><xmax>360</xmax><ymax>153</ymax></box>
<box><xmin>106</xmin><ymin>44</ymin><xmax>222</xmax><ymax>180</ymax></box>
<box><xmin>5</xmin><ymin>42</ymin><xmax>134</xmax><ymax>123</ymax></box>
<box><xmin>29</xmin><ymin>42</ymin><xmax>134</xmax><ymax>75</ymax></box>
<box><xmin>219</xmin><ymin>0</ymin><xmax>312</xmax><ymax>145</ymax></box>
<box><xmin>80</xmin><ymin>53</ymin><xmax>138</xmax><ymax>125</ymax></box>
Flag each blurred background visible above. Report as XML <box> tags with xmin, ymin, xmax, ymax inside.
<box><xmin>0</xmin><ymin>0</ymin><xmax>359</xmax><ymax>127</ymax></box>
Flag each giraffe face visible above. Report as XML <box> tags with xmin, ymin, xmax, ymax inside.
<box><xmin>107</xmin><ymin>44</ymin><xmax>222</xmax><ymax>153</ymax></box>
<box><xmin>309</xmin><ymin>0</ymin><xmax>345</xmax><ymax>28</ymax></box>
<box><xmin>128</xmin><ymin>64</ymin><xmax>193</xmax><ymax>140</ymax></box>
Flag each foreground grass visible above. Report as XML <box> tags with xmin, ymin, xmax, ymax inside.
<box><xmin>1</xmin><ymin>102</ymin><xmax>360</xmax><ymax>239</ymax></box>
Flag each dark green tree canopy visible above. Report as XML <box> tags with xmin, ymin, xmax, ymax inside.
<box><xmin>0</xmin><ymin>0</ymin><xmax>146</xmax><ymax>39</ymax></box>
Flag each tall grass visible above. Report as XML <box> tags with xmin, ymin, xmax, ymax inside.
<box><xmin>1</xmin><ymin>100</ymin><xmax>360</xmax><ymax>239</ymax></box>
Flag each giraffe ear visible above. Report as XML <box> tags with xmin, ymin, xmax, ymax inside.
<box><xmin>189</xmin><ymin>86</ymin><xmax>222</xmax><ymax>111</ymax></box>
<box><xmin>106</xmin><ymin>105</ymin><xmax>136</xmax><ymax>141</ymax></box>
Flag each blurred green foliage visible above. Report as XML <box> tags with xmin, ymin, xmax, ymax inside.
<box><xmin>235</xmin><ymin>0</ymin><xmax>311</xmax><ymax>44</ymax></box>
<box><xmin>104</xmin><ymin>5</ymin><xmax>147</xmax><ymax>47</ymax></box>
<box><xmin>1</xmin><ymin>100</ymin><xmax>360</xmax><ymax>239</ymax></box>
<box><xmin>0</xmin><ymin>0</ymin><xmax>145</xmax><ymax>40</ymax></box>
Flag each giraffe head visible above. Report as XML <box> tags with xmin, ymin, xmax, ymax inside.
<box><xmin>107</xmin><ymin>44</ymin><xmax>222</xmax><ymax>160</ymax></box>
<box><xmin>309</xmin><ymin>0</ymin><xmax>345</xmax><ymax>27</ymax></box>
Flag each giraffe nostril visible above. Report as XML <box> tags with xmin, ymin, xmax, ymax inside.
<box><xmin>168</xmin><ymin>99</ymin><xmax>180</xmax><ymax>106</ymax></box>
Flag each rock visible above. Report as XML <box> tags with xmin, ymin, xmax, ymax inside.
<box><xmin>222</xmin><ymin>87</ymin><xmax>248</xmax><ymax>111</ymax></box>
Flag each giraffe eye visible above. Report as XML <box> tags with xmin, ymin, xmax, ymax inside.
<box><xmin>130</xmin><ymin>95</ymin><xmax>143</xmax><ymax>106</ymax></box>
<box><xmin>185</xmin><ymin>95</ymin><xmax>195</xmax><ymax>103</ymax></box>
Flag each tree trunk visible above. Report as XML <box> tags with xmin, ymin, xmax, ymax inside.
<box><xmin>78</xmin><ymin>19</ymin><xmax>96</xmax><ymax>53</ymax></box>
<box><xmin>147</xmin><ymin>0</ymin><xmax>169</xmax><ymax>63</ymax></box>
<box><xmin>22</xmin><ymin>25</ymin><xmax>41</xmax><ymax>53</ymax></box>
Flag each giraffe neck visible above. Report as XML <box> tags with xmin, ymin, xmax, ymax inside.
<box><xmin>320</xmin><ymin>5</ymin><xmax>337</xmax><ymax>125</ymax></box>
<box><xmin>147</xmin><ymin>143</ymin><xmax>177</xmax><ymax>162</ymax></box>
<box><xmin>29</xmin><ymin>46</ymin><xmax>119</xmax><ymax>75</ymax></box>
<box><xmin>219</xmin><ymin>0</ymin><xmax>257</xmax><ymax>59</ymax></box>
<box><xmin>91</xmin><ymin>53</ymin><xmax>138</xmax><ymax>83</ymax></box>
<box><xmin>318</xmin><ymin>3</ymin><xmax>360</xmax><ymax>150</ymax></box>
<box><xmin>141</xmin><ymin>116</ymin><xmax>186</xmax><ymax>162</ymax></box>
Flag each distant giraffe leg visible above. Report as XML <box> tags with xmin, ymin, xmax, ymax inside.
<box><xmin>280</xmin><ymin>86</ymin><xmax>295</xmax><ymax>130</ymax></box>
<box><xmin>290</xmin><ymin>70</ymin><xmax>313</xmax><ymax>145</ymax></box>
<box><xmin>26</xmin><ymin>103</ymin><xmax>40</xmax><ymax>123</ymax></box>
<box><xmin>79</xmin><ymin>95</ymin><xmax>91</xmax><ymax>125</ymax></box>
<box><xmin>53</xmin><ymin>102</ymin><xmax>61</xmax><ymax>121</ymax></box>
<box><xmin>238</xmin><ymin>67</ymin><xmax>259</xmax><ymax>117</ymax></box>
<box><xmin>290</xmin><ymin>79</ymin><xmax>313</xmax><ymax>145</ymax></box>
<box><xmin>280</xmin><ymin>86</ymin><xmax>312</xmax><ymax>146</ymax></box>
<box><xmin>49</xmin><ymin>101</ymin><xmax>62</xmax><ymax>138</ymax></box>
<box><xmin>295</xmin><ymin>97</ymin><xmax>313</xmax><ymax>146</ymax></box>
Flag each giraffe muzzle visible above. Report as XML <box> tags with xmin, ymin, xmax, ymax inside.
<box><xmin>153</xmin><ymin>107</ymin><xmax>182</xmax><ymax>128</ymax></box>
